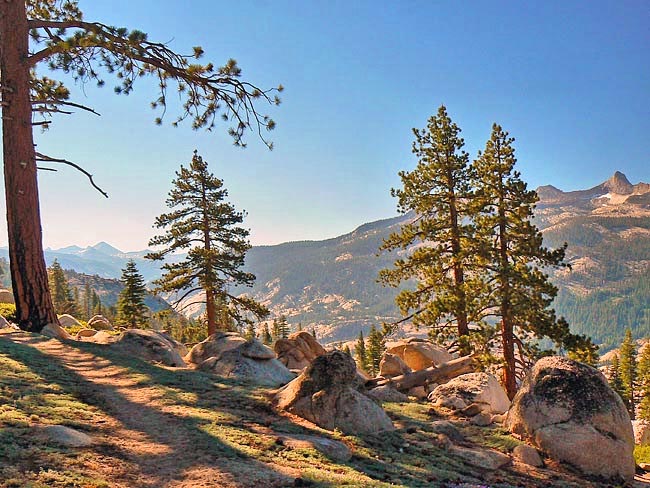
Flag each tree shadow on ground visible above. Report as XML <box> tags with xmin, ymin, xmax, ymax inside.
<box><xmin>0</xmin><ymin>334</ymin><xmax>345</xmax><ymax>487</ymax></box>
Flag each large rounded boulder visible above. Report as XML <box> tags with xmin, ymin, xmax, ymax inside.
<box><xmin>58</xmin><ymin>314</ymin><xmax>81</xmax><ymax>328</ymax></box>
<box><xmin>385</xmin><ymin>337</ymin><xmax>453</xmax><ymax>371</ymax></box>
<box><xmin>506</xmin><ymin>356</ymin><xmax>634</xmax><ymax>482</ymax></box>
<box><xmin>88</xmin><ymin>315</ymin><xmax>113</xmax><ymax>331</ymax></box>
<box><xmin>379</xmin><ymin>352</ymin><xmax>411</xmax><ymax>378</ymax></box>
<box><xmin>274</xmin><ymin>350</ymin><xmax>394</xmax><ymax>435</ymax></box>
<box><xmin>274</xmin><ymin>331</ymin><xmax>327</xmax><ymax>370</ymax></box>
<box><xmin>198</xmin><ymin>338</ymin><xmax>294</xmax><ymax>387</ymax></box>
<box><xmin>428</xmin><ymin>372</ymin><xmax>510</xmax><ymax>414</ymax></box>
<box><xmin>185</xmin><ymin>331</ymin><xmax>247</xmax><ymax>365</ymax></box>
<box><xmin>112</xmin><ymin>329</ymin><xmax>186</xmax><ymax>367</ymax></box>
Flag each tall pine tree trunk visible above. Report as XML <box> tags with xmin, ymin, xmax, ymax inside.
<box><xmin>448</xmin><ymin>184</ymin><xmax>469</xmax><ymax>348</ymax></box>
<box><xmin>204</xmin><ymin>288</ymin><xmax>217</xmax><ymax>336</ymax></box>
<box><xmin>497</xmin><ymin>191</ymin><xmax>517</xmax><ymax>399</ymax></box>
<box><xmin>0</xmin><ymin>1</ymin><xmax>58</xmax><ymax>332</ymax></box>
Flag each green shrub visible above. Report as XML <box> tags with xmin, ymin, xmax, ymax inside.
<box><xmin>0</xmin><ymin>303</ymin><xmax>16</xmax><ymax>322</ymax></box>
<box><xmin>635</xmin><ymin>445</ymin><xmax>650</xmax><ymax>465</ymax></box>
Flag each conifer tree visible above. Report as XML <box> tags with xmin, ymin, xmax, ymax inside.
<box><xmin>0</xmin><ymin>0</ymin><xmax>281</xmax><ymax>332</ymax></box>
<box><xmin>619</xmin><ymin>328</ymin><xmax>638</xmax><ymax>418</ymax></box>
<box><xmin>367</xmin><ymin>324</ymin><xmax>385</xmax><ymax>377</ymax></box>
<box><xmin>47</xmin><ymin>259</ymin><xmax>77</xmax><ymax>316</ymax></box>
<box><xmin>147</xmin><ymin>152</ymin><xmax>268</xmax><ymax>336</ymax></box>
<box><xmin>355</xmin><ymin>330</ymin><xmax>369</xmax><ymax>373</ymax></box>
<box><xmin>343</xmin><ymin>344</ymin><xmax>352</xmax><ymax>357</ymax></box>
<box><xmin>380</xmin><ymin>105</ymin><xmax>480</xmax><ymax>354</ymax></box>
<box><xmin>116</xmin><ymin>260</ymin><xmax>148</xmax><ymax>328</ymax></box>
<box><xmin>261</xmin><ymin>323</ymin><xmax>273</xmax><ymax>345</ymax></box>
<box><xmin>276</xmin><ymin>315</ymin><xmax>290</xmax><ymax>339</ymax></box>
<box><xmin>609</xmin><ymin>353</ymin><xmax>625</xmax><ymax>400</ymax></box>
<box><xmin>311</xmin><ymin>327</ymin><xmax>317</xmax><ymax>340</ymax></box>
<box><xmin>637</xmin><ymin>344</ymin><xmax>650</xmax><ymax>421</ymax></box>
<box><xmin>244</xmin><ymin>323</ymin><xmax>256</xmax><ymax>341</ymax></box>
<box><xmin>472</xmin><ymin>124</ymin><xmax>597</xmax><ymax>398</ymax></box>
<box><xmin>91</xmin><ymin>290</ymin><xmax>102</xmax><ymax>316</ymax></box>
<box><xmin>82</xmin><ymin>281</ymin><xmax>92</xmax><ymax>320</ymax></box>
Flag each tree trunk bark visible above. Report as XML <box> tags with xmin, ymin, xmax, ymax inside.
<box><xmin>0</xmin><ymin>1</ymin><xmax>58</xmax><ymax>332</ymax></box>
<box><xmin>367</xmin><ymin>355</ymin><xmax>475</xmax><ymax>391</ymax></box>
<box><xmin>205</xmin><ymin>288</ymin><xmax>217</xmax><ymax>336</ymax></box>
<box><xmin>497</xmin><ymin>181</ymin><xmax>517</xmax><ymax>399</ymax></box>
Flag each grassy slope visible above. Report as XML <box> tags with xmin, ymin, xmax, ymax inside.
<box><xmin>0</xmin><ymin>329</ymin><xmax>630</xmax><ymax>488</ymax></box>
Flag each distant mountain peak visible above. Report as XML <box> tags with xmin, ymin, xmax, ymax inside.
<box><xmin>90</xmin><ymin>242</ymin><xmax>123</xmax><ymax>256</ymax></box>
<box><xmin>604</xmin><ymin>171</ymin><xmax>633</xmax><ymax>195</ymax></box>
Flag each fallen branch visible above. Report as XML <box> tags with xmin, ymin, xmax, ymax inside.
<box><xmin>366</xmin><ymin>355</ymin><xmax>475</xmax><ymax>392</ymax></box>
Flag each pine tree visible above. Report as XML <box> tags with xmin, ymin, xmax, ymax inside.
<box><xmin>619</xmin><ymin>328</ymin><xmax>638</xmax><ymax>419</ymax></box>
<box><xmin>472</xmin><ymin>124</ymin><xmax>597</xmax><ymax>398</ymax></box>
<box><xmin>609</xmin><ymin>353</ymin><xmax>625</xmax><ymax>400</ymax></box>
<box><xmin>272</xmin><ymin>319</ymin><xmax>281</xmax><ymax>341</ymax></box>
<box><xmin>1</xmin><ymin>1</ymin><xmax>281</xmax><ymax>332</ymax></box>
<box><xmin>47</xmin><ymin>259</ymin><xmax>77</xmax><ymax>316</ymax></box>
<box><xmin>244</xmin><ymin>323</ymin><xmax>256</xmax><ymax>341</ymax></box>
<box><xmin>355</xmin><ymin>330</ymin><xmax>369</xmax><ymax>373</ymax></box>
<box><xmin>276</xmin><ymin>315</ymin><xmax>290</xmax><ymax>339</ymax></box>
<box><xmin>380</xmin><ymin>105</ymin><xmax>481</xmax><ymax>354</ymax></box>
<box><xmin>311</xmin><ymin>327</ymin><xmax>317</xmax><ymax>340</ymax></box>
<box><xmin>147</xmin><ymin>151</ymin><xmax>269</xmax><ymax>335</ymax></box>
<box><xmin>367</xmin><ymin>324</ymin><xmax>385</xmax><ymax>377</ymax></box>
<box><xmin>82</xmin><ymin>281</ymin><xmax>93</xmax><ymax>320</ymax></box>
<box><xmin>116</xmin><ymin>260</ymin><xmax>148</xmax><ymax>328</ymax></box>
<box><xmin>261</xmin><ymin>324</ymin><xmax>273</xmax><ymax>345</ymax></box>
<box><xmin>91</xmin><ymin>290</ymin><xmax>102</xmax><ymax>316</ymax></box>
<box><xmin>343</xmin><ymin>344</ymin><xmax>352</xmax><ymax>357</ymax></box>
<box><xmin>637</xmin><ymin>344</ymin><xmax>650</xmax><ymax>421</ymax></box>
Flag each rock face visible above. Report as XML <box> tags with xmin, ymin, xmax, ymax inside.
<box><xmin>41</xmin><ymin>425</ymin><xmax>92</xmax><ymax>447</ymax></box>
<box><xmin>0</xmin><ymin>289</ymin><xmax>14</xmax><ymax>304</ymax></box>
<box><xmin>88</xmin><ymin>315</ymin><xmax>113</xmax><ymax>331</ymax></box>
<box><xmin>428</xmin><ymin>372</ymin><xmax>510</xmax><ymax>414</ymax></box>
<box><xmin>367</xmin><ymin>385</ymin><xmax>409</xmax><ymax>403</ymax></box>
<box><xmin>75</xmin><ymin>329</ymin><xmax>98</xmax><ymax>339</ymax></box>
<box><xmin>198</xmin><ymin>339</ymin><xmax>294</xmax><ymax>387</ymax></box>
<box><xmin>41</xmin><ymin>323</ymin><xmax>73</xmax><ymax>340</ymax></box>
<box><xmin>58</xmin><ymin>314</ymin><xmax>81</xmax><ymax>328</ymax></box>
<box><xmin>274</xmin><ymin>350</ymin><xmax>394</xmax><ymax>435</ymax></box>
<box><xmin>633</xmin><ymin>420</ymin><xmax>650</xmax><ymax>445</ymax></box>
<box><xmin>158</xmin><ymin>331</ymin><xmax>188</xmax><ymax>357</ymax></box>
<box><xmin>112</xmin><ymin>329</ymin><xmax>186</xmax><ymax>367</ymax></box>
<box><xmin>378</xmin><ymin>353</ymin><xmax>411</xmax><ymax>378</ymax></box>
<box><xmin>385</xmin><ymin>338</ymin><xmax>453</xmax><ymax>371</ymax></box>
<box><xmin>506</xmin><ymin>356</ymin><xmax>635</xmax><ymax>482</ymax></box>
<box><xmin>512</xmin><ymin>444</ymin><xmax>543</xmax><ymax>468</ymax></box>
<box><xmin>274</xmin><ymin>331</ymin><xmax>326</xmax><ymax>370</ymax></box>
<box><xmin>185</xmin><ymin>332</ymin><xmax>247</xmax><ymax>365</ymax></box>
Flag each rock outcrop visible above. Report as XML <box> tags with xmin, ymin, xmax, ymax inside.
<box><xmin>185</xmin><ymin>332</ymin><xmax>247</xmax><ymax>365</ymax></box>
<box><xmin>41</xmin><ymin>425</ymin><xmax>92</xmax><ymax>447</ymax></box>
<box><xmin>198</xmin><ymin>339</ymin><xmax>294</xmax><ymax>387</ymax></box>
<box><xmin>274</xmin><ymin>331</ymin><xmax>326</xmax><ymax>370</ymax></box>
<box><xmin>88</xmin><ymin>315</ymin><xmax>113</xmax><ymax>331</ymax></box>
<box><xmin>367</xmin><ymin>385</ymin><xmax>409</xmax><ymax>403</ymax></box>
<box><xmin>41</xmin><ymin>323</ymin><xmax>73</xmax><ymax>340</ymax></box>
<box><xmin>112</xmin><ymin>329</ymin><xmax>186</xmax><ymax>367</ymax></box>
<box><xmin>0</xmin><ymin>289</ymin><xmax>14</xmax><ymax>304</ymax></box>
<box><xmin>385</xmin><ymin>338</ymin><xmax>453</xmax><ymax>371</ymax></box>
<box><xmin>58</xmin><ymin>314</ymin><xmax>81</xmax><ymax>328</ymax></box>
<box><xmin>428</xmin><ymin>372</ymin><xmax>510</xmax><ymax>414</ymax></box>
<box><xmin>274</xmin><ymin>350</ymin><xmax>394</xmax><ymax>435</ymax></box>
<box><xmin>506</xmin><ymin>356</ymin><xmax>635</xmax><ymax>482</ymax></box>
<box><xmin>633</xmin><ymin>420</ymin><xmax>650</xmax><ymax>445</ymax></box>
<box><xmin>378</xmin><ymin>353</ymin><xmax>411</xmax><ymax>378</ymax></box>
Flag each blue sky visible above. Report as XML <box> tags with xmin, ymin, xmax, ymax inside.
<box><xmin>3</xmin><ymin>0</ymin><xmax>648</xmax><ymax>251</ymax></box>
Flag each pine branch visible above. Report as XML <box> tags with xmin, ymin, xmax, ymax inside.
<box><xmin>34</xmin><ymin>152</ymin><xmax>108</xmax><ymax>198</ymax></box>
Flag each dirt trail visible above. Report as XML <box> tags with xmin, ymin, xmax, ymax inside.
<box><xmin>4</xmin><ymin>333</ymin><xmax>294</xmax><ymax>488</ymax></box>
